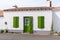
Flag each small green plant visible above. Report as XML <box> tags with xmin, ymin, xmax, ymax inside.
<box><xmin>51</xmin><ymin>26</ymin><xmax>53</xmax><ymax>32</ymax></box>
<box><xmin>0</xmin><ymin>30</ymin><xmax>4</xmax><ymax>33</ymax></box>
<box><xmin>50</xmin><ymin>23</ymin><xmax>54</xmax><ymax>35</ymax></box>
<box><xmin>50</xmin><ymin>22</ymin><xmax>53</xmax><ymax>32</ymax></box>
<box><xmin>58</xmin><ymin>32</ymin><xmax>60</xmax><ymax>36</ymax></box>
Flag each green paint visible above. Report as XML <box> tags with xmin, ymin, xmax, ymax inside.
<box><xmin>23</xmin><ymin>16</ymin><xmax>33</xmax><ymax>33</ymax></box>
<box><xmin>29</xmin><ymin>17</ymin><xmax>33</xmax><ymax>33</ymax></box>
<box><xmin>13</xmin><ymin>16</ymin><xmax>19</xmax><ymax>28</ymax></box>
<box><xmin>38</xmin><ymin>16</ymin><xmax>44</xmax><ymax>29</ymax></box>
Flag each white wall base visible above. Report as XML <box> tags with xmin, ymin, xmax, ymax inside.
<box><xmin>33</xmin><ymin>30</ymin><xmax>50</xmax><ymax>35</ymax></box>
<box><xmin>7</xmin><ymin>30</ymin><xmax>50</xmax><ymax>35</ymax></box>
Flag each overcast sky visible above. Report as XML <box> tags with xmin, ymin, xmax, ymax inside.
<box><xmin>0</xmin><ymin>0</ymin><xmax>60</xmax><ymax>10</ymax></box>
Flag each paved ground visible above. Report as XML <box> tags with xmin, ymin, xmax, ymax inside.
<box><xmin>0</xmin><ymin>33</ymin><xmax>60</xmax><ymax>40</ymax></box>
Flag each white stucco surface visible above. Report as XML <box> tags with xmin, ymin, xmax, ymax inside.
<box><xmin>53</xmin><ymin>10</ymin><xmax>60</xmax><ymax>32</ymax></box>
<box><xmin>4</xmin><ymin>10</ymin><xmax>52</xmax><ymax>32</ymax></box>
<box><xmin>0</xmin><ymin>17</ymin><xmax>6</xmax><ymax>30</ymax></box>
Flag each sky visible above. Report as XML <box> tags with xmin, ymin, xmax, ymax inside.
<box><xmin>0</xmin><ymin>0</ymin><xmax>60</xmax><ymax>10</ymax></box>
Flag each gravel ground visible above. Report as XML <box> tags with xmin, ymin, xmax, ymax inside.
<box><xmin>0</xmin><ymin>33</ymin><xmax>60</xmax><ymax>40</ymax></box>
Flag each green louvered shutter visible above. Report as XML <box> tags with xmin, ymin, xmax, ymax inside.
<box><xmin>13</xmin><ymin>16</ymin><xmax>19</xmax><ymax>28</ymax></box>
<box><xmin>38</xmin><ymin>16</ymin><xmax>44</xmax><ymax>29</ymax></box>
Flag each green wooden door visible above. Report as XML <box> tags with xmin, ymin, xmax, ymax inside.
<box><xmin>23</xmin><ymin>16</ymin><xmax>33</xmax><ymax>33</ymax></box>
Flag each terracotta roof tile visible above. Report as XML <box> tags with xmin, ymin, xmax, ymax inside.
<box><xmin>0</xmin><ymin>10</ymin><xmax>3</xmax><ymax>16</ymax></box>
<box><xmin>4</xmin><ymin>7</ymin><xmax>52</xmax><ymax>11</ymax></box>
<box><xmin>53</xmin><ymin>7</ymin><xmax>60</xmax><ymax>10</ymax></box>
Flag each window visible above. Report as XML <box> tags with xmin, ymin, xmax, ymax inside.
<box><xmin>24</xmin><ymin>17</ymin><xmax>30</xmax><ymax>26</ymax></box>
<box><xmin>38</xmin><ymin>16</ymin><xmax>44</xmax><ymax>29</ymax></box>
<box><xmin>13</xmin><ymin>16</ymin><xmax>19</xmax><ymax>28</ymax></box>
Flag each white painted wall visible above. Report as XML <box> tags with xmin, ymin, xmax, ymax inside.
<box><xmin>53</xmin><ymin>10</ymin><xmax>60</xmax><ymax>32</ymax></box>
<box><xmin>0</xmin><ymin>17</ymin><xmax>6</xmax><ymax>30</ymax></box>
<box><xmin>4</xmin><ymin>10</ymin><xmax>52</xmax><ymax>32</ymax></box>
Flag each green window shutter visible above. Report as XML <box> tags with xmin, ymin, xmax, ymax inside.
<box><xmin>13</xmin><ymin>16</ymin><xmax>19</xmax><ymax>28</ymax></box>
<box><xmin>38</xmin><ymin>16</ymin><xmax>44</xmax><ymax>29</ymax></box>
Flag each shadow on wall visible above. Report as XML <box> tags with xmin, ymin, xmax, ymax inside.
<box><xmin>53</xmin><ymin>13</ymin><xmax>60</xmax><ymax>33</ymax></box>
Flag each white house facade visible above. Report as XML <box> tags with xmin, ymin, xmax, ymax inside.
<box><xmin>3</xmin><ymin>7</ymin><xmax>52</xmax><ymax>34</ymax></box>
<box><xmin>0</xmin><ymin>7</ymin><xmax>60</xmax><ymax>34</ymax></box>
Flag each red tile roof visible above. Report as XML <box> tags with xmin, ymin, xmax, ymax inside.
<box><xmin>4</xmin><ymin>7</ymin><xmax>52</xmax><ymax>11</ymax></box>
<box><xmin>0</xmin><ymin>10</ymin><xmax>3</xmax><ymax>16</ymax></box>
<box><xmin>53</xmin><ymin>7</ymin><xmax>60</xmax><ymax>10</ymax></box>
<box><xmin>0</xmin><ymin>7</ymin><xmax>58</xmax><ymax>16</ymax></box>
